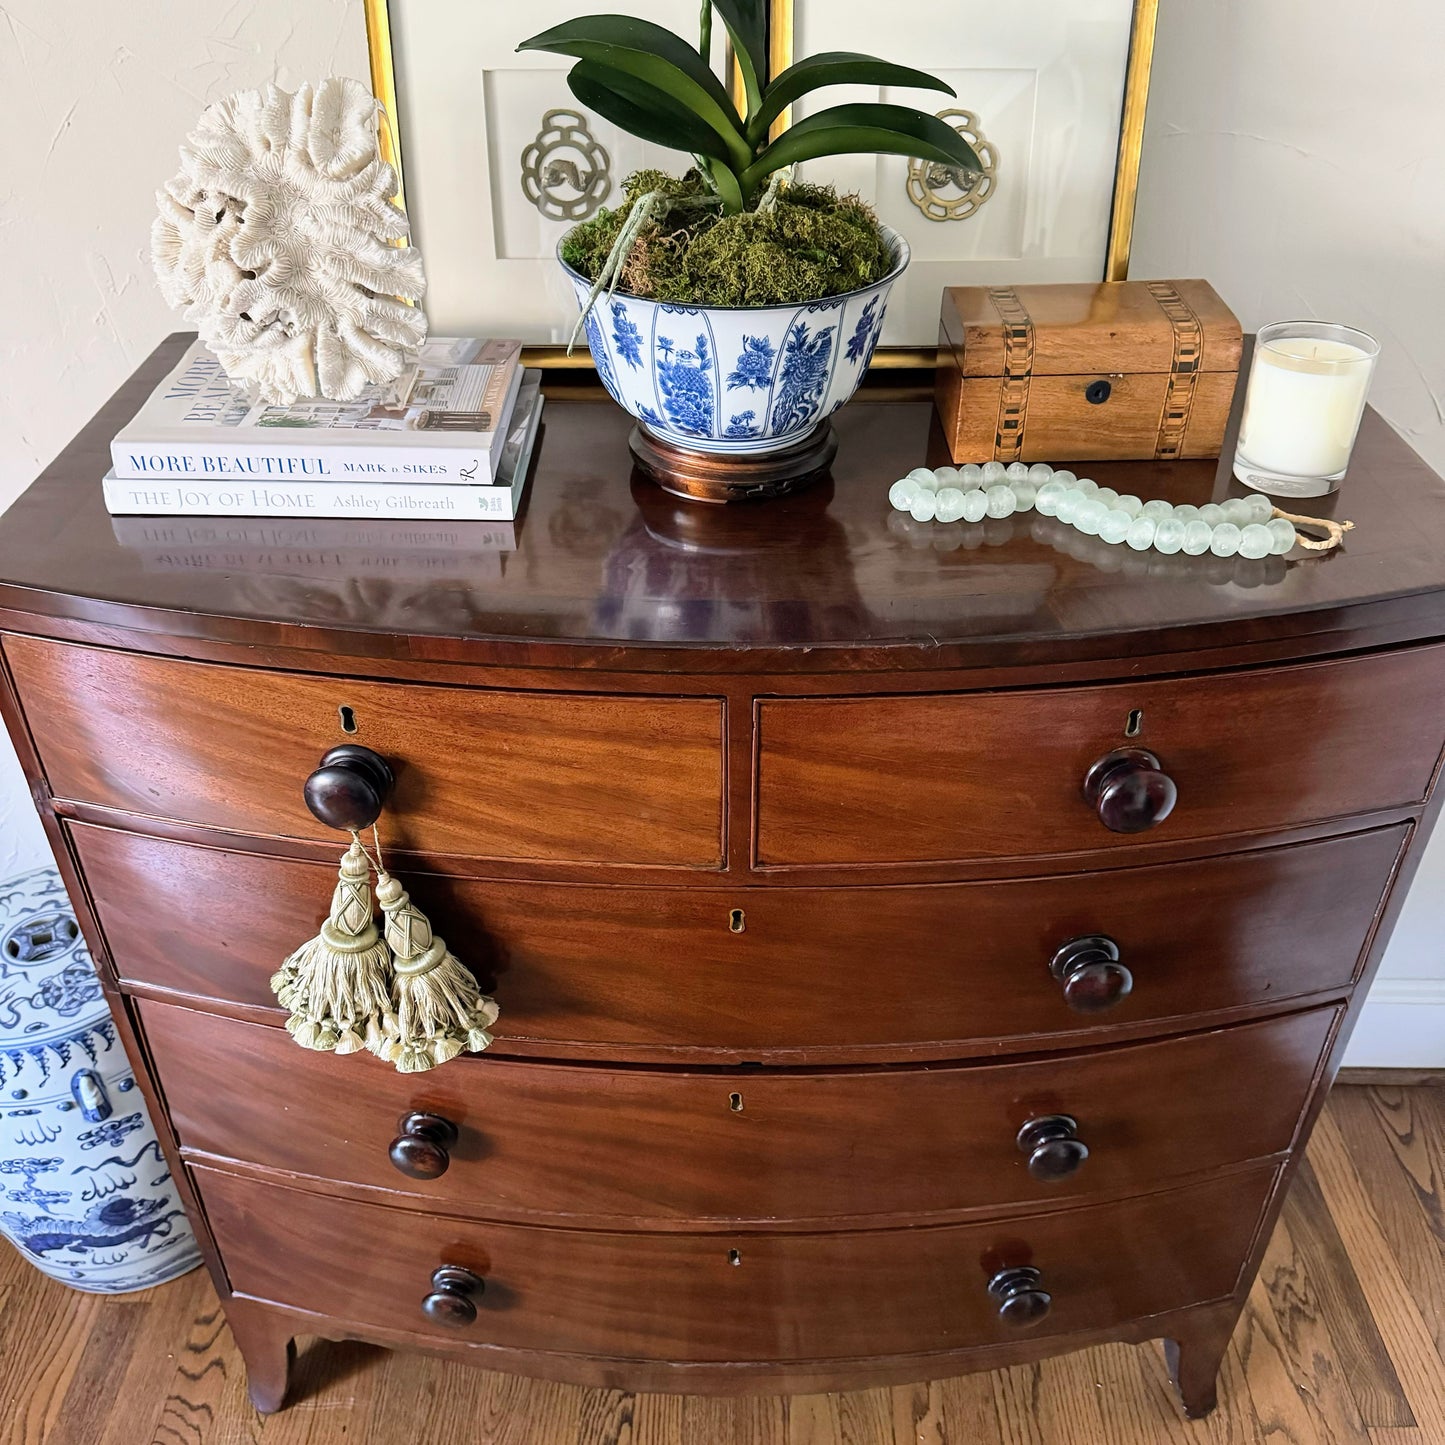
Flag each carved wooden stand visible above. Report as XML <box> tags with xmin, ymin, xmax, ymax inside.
<box><xmin>629</xmin><ymin>422</ymin><xmax>836</xmax><ymax>503</ymax></box>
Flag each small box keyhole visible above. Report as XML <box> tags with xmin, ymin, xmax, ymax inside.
<box><xmin>338</xmin><ymin>705</ymin><xmax>358</xmax><ymax>734</ymax></box>
<box><xmin>729</xmin><ymin>908</ymin><xmax>746</xmax><ymax>933</ymax></box>
<box><xmin>729</xmin><ymin>1092</ymin><xmax>744</xmax><ymax>1113</ymax></box>
<box><xmin>728</xmin><ymin>1249</ymin><xmax>742</xmax><ymax>1266</ymax></box>
<box><xmin>1125</xmin><ymin>708</ymin><xmax>1143</xmax><ymax>738</ymax></box>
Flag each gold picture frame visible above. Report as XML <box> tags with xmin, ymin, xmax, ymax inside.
<box><xmin>364</xmin><ymin>0</ymin><xmax>1157</xmax><ymax>370</ymax></box>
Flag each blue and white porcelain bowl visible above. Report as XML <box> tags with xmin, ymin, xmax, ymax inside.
<box><xmin>0</xmin><ymin>868</ymin><xmax>201</xmax><ymax>1293</ymax></box>
<box><xmin>562</xmin><ymin>225</ymin><xmax>909</xmax><ymax>456</ymax></box>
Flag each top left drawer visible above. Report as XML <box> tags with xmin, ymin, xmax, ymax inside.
<box><xmin>5</xmin><ymin>638</ymin><xmax>726</xmax><ymax>867</ymax></box>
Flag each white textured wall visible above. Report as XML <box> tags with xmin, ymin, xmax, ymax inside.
<box><xmin>0</xmin><ymin>1</ymin><xmax>1440</xmax><ymax>1057</ymax></box>
<box><xmin>1131</xmin><ymin>0</ymin><xmax>1445</xmax><ymax>1062</ymax></box>
<box><xmin>0</xmin><ymin>1</ymin><xmax>366</xmax><ymax>874</ymax></box>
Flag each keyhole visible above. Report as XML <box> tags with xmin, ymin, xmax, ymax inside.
<box><xmin>729</xmin><ymin>908</ymin><xmax>746</xmax><ymax>934</ymax></box>
<box><xmin>338</xmin><ymin>705</ymin><xmax>358</xmax><ymax>734</ymax></box>
<box><xmin>728</xmin><ymin>1249</ymin><xmax>742</xmax><ymax>1267</ymax></box>
<box><xmin>1125</xmin><ymin>708</ymin><xmax>1143</xmax><ymax>738</ymax></box>
<box><xmin>729</xmin><ymin>1092</ymin><xmax>744</xmax><ymax>1113</ymax></box>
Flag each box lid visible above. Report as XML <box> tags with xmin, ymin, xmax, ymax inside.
<box><xmin>940</xmin><ymin>279</ymin><xmax>1242</xmax><ymax>377</ymax></box>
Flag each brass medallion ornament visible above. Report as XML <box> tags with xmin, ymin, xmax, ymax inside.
<box><xmin>906</xmin><ymin>109</ymin><xmax>998</xmax><ymax>222</ymax></box>
<box><xmin>520</xmin><ymin>108</ymin><xmax>612</xmax><ymax>222</ymax></box>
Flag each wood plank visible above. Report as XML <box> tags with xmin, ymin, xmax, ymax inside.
<box><xmin>1307</xmin><ymin>1110</ymin><xmax>1445</xmax><ymax>1434</ymax></box>
<box><xmin>1327</xmin><ymin>1086</ymin><xmax>1445</xmax><ymax>1357</ymax></box>
<box><xmin>1268</xmin><ymin>1159</ymin><xmax>1413</xmax><ymax>1427</ymax></box>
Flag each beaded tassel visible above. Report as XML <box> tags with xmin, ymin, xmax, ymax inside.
<box><xmin>373</xmin><ymin>869</ymin><xmax>499</xmax><ymax>1074</ymax></box>
<box><xmin>271</xmin><ymin>836</ymin><xmax>396</xmax><ymax>1055</ymax></box>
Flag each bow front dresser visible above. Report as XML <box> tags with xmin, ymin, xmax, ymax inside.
<box><xmin>4</xmin><ymin>336</ymin><xmax>1445</xmax><ymax>1419</ymax></box>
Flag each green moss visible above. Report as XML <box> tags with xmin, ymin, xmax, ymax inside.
<box><xmin>561</xmin><ymin>170</ymin><xmax>892</xmax><ymax>308</ymax></box>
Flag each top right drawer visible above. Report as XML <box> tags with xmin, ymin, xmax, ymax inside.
<box><xmin>755</xmin><ymin>645</ymin><xmax>1445</xmax><ymax>867</ymax></box>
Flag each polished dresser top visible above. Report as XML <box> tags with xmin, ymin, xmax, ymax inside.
<box><xmin>2</xmin><ymin>333</ymin><xmax>1444</xmax><ymax>676</ymax></box>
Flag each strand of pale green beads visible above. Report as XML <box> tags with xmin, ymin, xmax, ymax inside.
<box><xmin>888</xmin><ymin>461</ymin><xmax>1297</xmax><ymax>559</ymax></box>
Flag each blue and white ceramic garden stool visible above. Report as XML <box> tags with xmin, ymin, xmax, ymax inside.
<box><xmin>0</xmin><ymin>867</ymin><xmax>200</xmax><ymax>1292</ymax></box>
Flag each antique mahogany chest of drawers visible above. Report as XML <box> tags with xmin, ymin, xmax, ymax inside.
<box><xmin>4</xmin><ymin>336</ymin><xmax>1445</xmax><ymax>1418</ymax></box>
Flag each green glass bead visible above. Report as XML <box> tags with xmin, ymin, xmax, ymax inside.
<box><xmin>1210</xmin><ymin>522</ymin><xmax>1242</xmax><ymax>557</ymax></box>
<box><xmin>1239</xmin><ymin>523</ymin><xmax>1272</xmax><ymax>559</ymax></box>
<box><xmin>909</xmin><ymin>490</ymin><xmax>938</xmax><ymax>522</ymax></box>
<box><xmin>1099</xmin><ymin>509</ymin><xmax>1132</xmax><ymax>544</ymax></box>
<box><xmin>1141</xmin><ymin>498</ymin><xmax>1173</xmax><ymax>521</ymax></box>
<box><xmin>982</xmin><ymin>461</ymin><xmax>1007</xmax><ymax>482</ymax></box>
<box><xmin>934</xmin><ymin>487</ymin><xmax>967</xmax><ymax>523</ymax></box>
<box><xmin>1074</xmin><ymin>499</ymin><xmax>1107</xmax><ymax>534</ymax></box>
<box><xmin>1115</xmin><ymin>494</ymin><xmax>1143</xmax><ymax>519</ymax></box>
<box><xmin>1035</xmin><ymin>481</ymin><xmax>1066</xmax><ymax>516</ymax></box>
<box><xmin>1198</xmin><ymin>503</ymin><xmax>1225</xmax><ymax>526</ymax></box>
<box><xmin>986</xmin><ymin>484</ymin><xmax>1018</xmax><ymax>519</ymax></box>
<box><xmin>960</xmin><ymin>463</ymin><xmax>984</xmax><ymax>487</ymax></box>
<box><xmin>1153</xmin><ymin>517</ymin><xmax>1186</xmax><ymax>554</ymax></box>
<box><xmin>1182</xmin><ymin>520</ymin><xmax>1213</xmax><ymax>555</ymax></box>
<box><xmin>1266</xmin><ymin>517</ymin><xmax>1296</xmax><ymax>554</ymax></box>
<box><xmin>962</xmin><ymin>488</ymin><xmax>989</xmax><ymax>523</ymax></box>
<box><xmin>1126</xmin><ymin>516</ymin><xmax>1156</xmax><ymax>551</ymax></box>
<box><xmin>889</xmin><ymin>478</ymin><xmax>919</xmax><ymax>510</ymax></box>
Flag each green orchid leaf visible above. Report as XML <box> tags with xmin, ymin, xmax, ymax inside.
<box><xmin>519</xmin><ymin>15</ymin><xmax>750</xmax><ymax>166</ymax></box>
<box><xmin>750</xmin><ymin>53</ymin><xmax>955</xmax><ymax>142</ymax></box>
<box><xmin>710</xmin><ymin>0</ymin><xmax>768</xmax><ymax>116</ymax></box>
<box><xmin>741</xmin><ymin>102</ymin><xmax>983</xmax><ymax>191</ymax></box>
<box><xmin>567</xmin><ymin>61</ymin><xmax>737</xmax><ymax>165</ymax></box>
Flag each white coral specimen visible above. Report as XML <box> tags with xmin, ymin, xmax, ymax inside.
<box><xmin>152</xmin><ymin>78</ymin><xmax>427</xmax><ymax>403</ymax></box>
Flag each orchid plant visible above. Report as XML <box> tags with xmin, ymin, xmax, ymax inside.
<box><xmin>519</xmin><ymin>2</ymin><xmax>982</xmax><ymax>214</ymax></box>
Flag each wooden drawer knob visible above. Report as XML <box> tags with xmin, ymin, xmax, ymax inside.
<box><xmin>1050</xmin><ymin>934</ymin><xmax>1133</xmax><ymax>1013</ymax></box>
<box><xmin>988</xmin><ymin>1265</ymin><xmax>1052</xmax><ymax>1328</ymax></box>
<box><xmin>389</xmin><ymin>1111</ymin><xmax>460</xmax><ymax>1180</ymax></box>
<box><xmin>1016</xmin><ymin>1114</ymin><xmax>1089</xmax><ymax>1182</ymax></box>
<box><xmin>1083</xmin><ymin>747</ymin><xmax>1177</xmax><ymax>833</ymax></box>
<box><xmin>421</xmin><ymin>1264</ymin><xmax>485</xmax><ymax>1327</ymax></box>
<box><xmin>303</xmin><ymin>744</ymin><xmax>395</xmax><ymax>832</ymax></box>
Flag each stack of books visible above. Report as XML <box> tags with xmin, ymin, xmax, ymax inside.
<box><xmin>103</xmin><ymin>336</ymin><xmax>542</xmax><ymax>520</ymax></box>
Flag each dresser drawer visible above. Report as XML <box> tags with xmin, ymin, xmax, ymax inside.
<box><xmin>756</xmin><ymin>646</ymin><xmax>1445</xmax><ymax>865</ymax></box>
<box><xmin>6</xmin><ymin>638</ymin><xmax>724</xmax><ymax>867</ymax></box>
<box><xmin>85</xmin><ymin>823</ymin><xmax>1398</xmax><ymax>1059</ymax></box>
<box><xmin>147</xmin><ymin>1002</ymin><xmax>1333</xmax><ymax>1226</ymax></box>
<box><xmin>195</xmin><ymin>1161</ymin><xmax>1274</xmax><ymax>1367</ymax></box>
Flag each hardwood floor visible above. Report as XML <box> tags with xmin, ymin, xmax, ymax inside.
<box><xmin>3</xmin><ymin>1084</ymin><xmax>1442</xmax><ymax>1445</ymax></box>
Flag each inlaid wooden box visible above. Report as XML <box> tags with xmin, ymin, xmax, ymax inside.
<box><xmin>934</xmin><ymin>279</ymin><xmax>1243</xmax><ymax>464</ymax></box>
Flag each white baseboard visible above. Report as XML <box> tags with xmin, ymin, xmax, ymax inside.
<box><xmin>1344</xmin><ymin>978</ymin><xmax>1445</xmax><ymax>1068</ymax></box>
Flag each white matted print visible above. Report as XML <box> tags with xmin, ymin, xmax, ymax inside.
<box><xmin>791</xmin><ymin>0</ymin><xmax>1140</xmax><ymax>346</ymax></box>
<box><xmin>384</xmin><ymin>1</ymin><xmax>698</xmax><ymax>341</ymax></box>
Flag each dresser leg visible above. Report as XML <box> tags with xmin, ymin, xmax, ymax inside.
<box><xmin>225</xmin><ymin>1298</ymin><xmax>296</xmax><ymax>1413</ymax></box>
<box><xmin>1164</xmin><ymin>1305</ymin><xmax>1238</xmax><ymax>1420</ymax></box>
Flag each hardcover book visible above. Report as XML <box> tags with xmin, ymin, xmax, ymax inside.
<box><xmin>104</xmin><ymin>374</ymin><xmax>543</xmax><ymax>521</ymax></box>
<box><xmin>111</xmin><ymin>336</ymin><xmax>524</xmax><ymax>483</ymax></box>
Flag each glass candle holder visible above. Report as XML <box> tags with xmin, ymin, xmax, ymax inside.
<box><xmin>1233</xmin><ymin>321</ymin><xmax>1379</xmax><ymax>497</ymax></box>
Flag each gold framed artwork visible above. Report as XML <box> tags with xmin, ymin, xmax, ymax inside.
<box><xmin>364</xmin><ymin>0</ymin><xmax>1157</xmax><ymax>368</ymax></box>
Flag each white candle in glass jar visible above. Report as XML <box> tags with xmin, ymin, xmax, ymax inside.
<box><xmin>1234</xmin><ymin>323</ymin><xmax>1379</xmax><ymax>495</ymax></box>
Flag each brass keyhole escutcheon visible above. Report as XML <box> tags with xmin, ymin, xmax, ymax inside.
<box><xmin>729</xmin><ymin>908</ymin><xmax>746</xmax><ymax>933</ymax></box>
<box><xmin>729</xmin><ymin>1092</ymin><xmax>744</xmax><ymax>1113</ymax></box>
